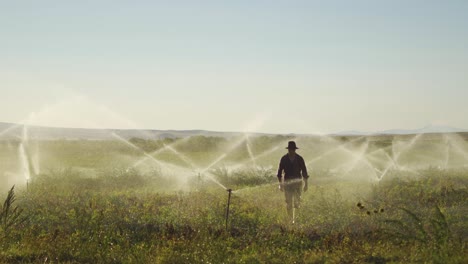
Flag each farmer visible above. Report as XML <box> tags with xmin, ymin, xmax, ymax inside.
<box><xmin>277</xmin><ymin>141</ymin><xmax>309</xmax><ymax>221</ymax></box>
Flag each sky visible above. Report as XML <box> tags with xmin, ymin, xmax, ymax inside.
<box><xmin>1</xmin><ymin>0</ymin><xmax>467</xmax><ymax>134</ymax></box>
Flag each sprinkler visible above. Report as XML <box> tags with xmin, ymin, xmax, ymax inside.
<box><xmin>225</xmin><ymin>188</ymin><xmax>233</xmax><ymax>230</ymax></box>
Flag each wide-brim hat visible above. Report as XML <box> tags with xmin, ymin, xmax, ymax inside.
<box><xmin>286</xmin><ymin>141</ymin><xmax>299</xmax><ymax>149</ymax></box>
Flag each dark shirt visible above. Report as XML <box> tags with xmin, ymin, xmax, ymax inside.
<box><xmin>277</xmin><ymin>153</ymin><xmax>309</xmax><ymax>181</ymax></box>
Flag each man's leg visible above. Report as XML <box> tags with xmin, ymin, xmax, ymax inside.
<box><xmin>293</xmin><ymin>182</ymin><xmax>303</xmax><ymax>209</ymax></box>
<box><xmin>284</xmin><ymin>184</ymin><xmax>294</xmax><ymax>218</ymax></box>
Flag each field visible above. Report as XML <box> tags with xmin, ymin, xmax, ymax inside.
<box><xmin>0</xmin><ymin>133</ymin><xmax>467</xmax><ymax>263</ymax></box>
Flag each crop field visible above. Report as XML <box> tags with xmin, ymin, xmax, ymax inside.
<box><xmin>0</xmin><ymin>133</ymin><xmax>467</xmax><ymax>263</ymax></box>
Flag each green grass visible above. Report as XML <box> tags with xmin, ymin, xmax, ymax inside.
<box><xmin>0</xmin><ymin>135</ymin><xmax>467</xmax><ymax>263</ymax></box>
<box><xmin>0</xmin><ymin>167</ymin><xmax>465</xmax><ymax>263</ymax></box>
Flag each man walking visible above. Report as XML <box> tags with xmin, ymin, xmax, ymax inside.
<box><xmin>277</xmin><ymin>141</ymin><xmax>309</xmax><ymax>223</ymax></box>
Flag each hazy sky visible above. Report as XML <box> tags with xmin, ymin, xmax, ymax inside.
<box><xmin>1</xmin><ymin>0</ymin><xmax>467</xmax><ymax>134</ymax></box>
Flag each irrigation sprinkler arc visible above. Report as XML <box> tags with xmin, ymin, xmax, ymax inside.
<box><xmin>361</xmin><ymin>143</ymin><xmax>415</xmax><ymax>178</ymax></box>
<box><xmin>0</xmin><ymin>123</ymin><xmax>26</xmax><ymax>139</ymax></box>
<box><xmin>112</xmin><ymin>132</ymin><xmax>233</xmax><ymax>192</ymax></box>
<box><xmin>163</xmin><ymin>143</ymin><xmax>200</xmax><ymax>170</ymax></box>
<box><xmin>317</xmin><ymin>136</ymin><xmax>417</xmax><ymax>181</ymax></box>
<box><xmin>129</xmin><ymin>136</ymin><xmax>193</xmax><ymax>169</ymax></box>
<box><xmin>111</xmin><ymin>132</ymin><xmax>194</xmax><ymax>174</ymax></box>
<box><xmin>443</xmin><ymin>134</ymin><xmax>468</xmax><ymax>165</ymax></box>
<box><xmin>306</xmin><ymin>136</ymin><xmax>367</xmax><ymax>167</ymax></box>
<box><xmin>244</xmin><ymin>134</ymin><xmax>257</xmax><ymax>167</ymax></box>
<box><xmin>200</xmin><ymin>154</ymin><xmax>228</xmax><ymax>175</ymax></box>
<box><xmin>201</xmin><ymin>138</ymin><xmax>304</xmax><ymax>194</ymax></box>
<box><xmin>229</xmin><ymin>137</ymin><xmax>298</xmax><ymax>171</ymax></box>
<box><xmin>340</xmin><ymin>140</ymin><xmax>370</xmax><ymax>176</ymax></box>
<box><xmin>311</xmin><ymin>138</ymin><xmax>379</xmax><ymax>179</ymax></box>
<box><xmin>391</xmin><ymin>133</ymin><xmax>423</xmax><ymax>164</ymax></box>
<box><xmin>203</xmin><ymin>171</ymin><xmax>229</xmax><ymax>190</ymax></box>
<box><xmin>231</xmin><ymin>137</ymin><xmax>380</xmax><ymax>193</ymax></box>
<box><xmin>18</xmin><ymin>143</ymin><xmax>31</xmax><ymax>182</ymax></box>
<box><xmin>199</xmin><ymin>136</ymin><xmax>250</xmax><ymax>174</ymax></box>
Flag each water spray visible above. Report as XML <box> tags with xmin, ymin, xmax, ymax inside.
<box><xmin>18</xmin><ymin>143</ymin><xmax>31</xmax><ymax>184</ymax></box>
<box><xmin>225</xmin><ymin>188</ymin><xmax>233</xmax><ymax>230</ymax></box>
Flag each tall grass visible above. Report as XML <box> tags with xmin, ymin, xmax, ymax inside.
<box><xmin>0</xmin><ymin>186</ymin><xmax>26</xmax><ymax>241</ymax></box>
<box><xmin>0</xmin><ymin>155</ymin><xmax>466</xmax><ymax>262</ymax></box>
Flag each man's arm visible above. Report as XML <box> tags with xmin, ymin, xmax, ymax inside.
<box><xmin>277</xmin><ymin>157</ymin><xmax>284</xmax><ymax>182</ymax></box>
<box><xmin>300</xmin><ymin>156</ymin><xmax>309</xmax><ymax>179</ymax></box>
<box><xmin>277</xmin><ymin>157</ymin><xmax>284</xmax><ymax>192</ymax></box>
<box><xmin>300</xmin><ymin>156</ymin><xmax>309</xmax><ymax>192</ymax></box>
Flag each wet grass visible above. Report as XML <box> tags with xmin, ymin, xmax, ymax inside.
<box><xmin>0</xmin><ymin>135</ymin><xmax>467</xmax><ymax>263</ymax></box>
<box><xmin>0</xmin><ymin>167</ymin><xmax>466</xmax><ymax>263</ymax></box>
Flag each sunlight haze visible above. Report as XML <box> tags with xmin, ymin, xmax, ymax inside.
<box><xmin>1</xmin><ymin>1</ymin><xmax>467</xmax><ymax>134</ymax></box>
